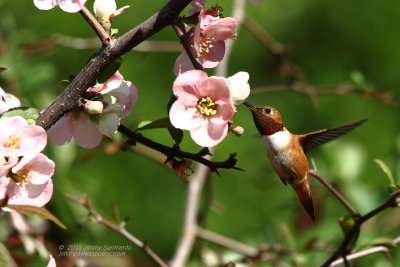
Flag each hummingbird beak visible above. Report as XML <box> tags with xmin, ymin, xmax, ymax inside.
<box><xmin>243</xmin><ymin>101</ymin><xmax>256</xmax><ymax>109</ymax></box>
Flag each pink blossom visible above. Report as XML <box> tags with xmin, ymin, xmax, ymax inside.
<box><xmin>174</xmin><ymin>9</ymin><xmax>237</xmax><ymax>75</ymax></box>
<box><xmin>226</xmin><ymin>72</ymin><xmax>250</xmax><ymax>105</ymax></box>
<box><xmin>48</xmin><ymin>112</ymin><xmax>103</xmax><ymax>149</ymax></box>
<box><xmin>0</xmin><ymin>88</ymin><xmax>21</xmax><ymax>114</ymax></box>
<box><xmin>0</xmin><ymin>116</ymin><xmax>47</xmax><ymax>168</ymax></box>
<box><xmin>0</xmin><ymin>153</ymin><xmax>54</xmax><ymax>208</ymax></box>
<box><xmin>96</xmin><ymin>71</ymin><xmax>138</xmax><ymax>117</ymax></box>
<box><xmin>34</xmin><ymin>0</ymin><xmax>87</xmax><ymax>13</ymax></box>
<box><xmin>47</xmin><ymin>255</ymin><xmax>56</xmax><ymax>267</ymax></box>
<box><xmin>49</xmin><ymin>72</ymin><xmax>137</xmax><ymax>148</ymax></box>
<box><xmin>169</xmin><ymin>70</ymin><xmax>235</xmax><ymax>147</ymax></box>
<box><xmin>189</xmin><ymin>0</ymin><xmax>205</xmax><ymax>15</ymax></box>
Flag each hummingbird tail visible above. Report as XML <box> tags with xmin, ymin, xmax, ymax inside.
<box><xmin>291</xmin><ymin>182</ymin><xmax>315</xmax><ymax>220</ymax></box>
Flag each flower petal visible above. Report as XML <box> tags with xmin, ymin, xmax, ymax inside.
<box><xmin>48</xmin><ymin>113</ymin><xmax>73</xmax><ymax>146</ymax></box>
<box><xmin>203</xmin><ymin>17</ymin><xmax>238</xmax><ymax>40</ymax></box>
<box><xmin>211</xmin><ymin>102</ymin><xmax>235</xmax><ymax>125</ymax></box>
<box><xmin>12</xmin><ymin>153</ymin><xmax>55</xmax><ymax>184</ymax></box>
<box><xmin>72</xmin><ymin>113</ymin><xmax>103</xmax><ymax>148</ymax></box>
<box><xmin>173</xmin><ymin>51</ymin><xmax>196</xmax><ymax>76</ymax></box>
<box><xmin>173</xmin><ymin>70</ymin><xmax>208</xmax><ymax>102</ymax></box>
<box><xmin>200</xmin><ymin>41</ymin><xmax>225</xmax><ymax>68</ymax></box>
<box><xmin>114</xmin><ymin>5</ymin><xmax>130</xmax><ymax>16</ymax></box>
<box><xmin>34</xmin><ymin>0</ymin><xmax>57</xmax><ymax>10</ymax></box>
<box><xmin>97</xmin><ymin>112</ymin><xmax>119</xmax><ymax>137</ymax></box>
<box><xmin>59</xmin><ymin>0</ymin><xmax>87</xmax><ymax>13</ymax></box>
<box><xmin>227</xmin><ymin>71</ymin><xmax>250</xmax><ymax>105</ymax></box>
<box><xmin>190</xmin><ymin>121</ymin><xmax>228</xmax><ymax>147</ymax></box>
<box><xmin>200</xmin><ymin>77</ymin><xmax>231</xmax><ymax>101</ymax></box>
<box><xmin>169</xmin><ymin>101</ymin><xmax>203</xmax><ymax>131</ymax></box>
<box><xmin>7</xmin><ymin>179</ymin><xmax>53</xmax><ymax>207</ymax></box>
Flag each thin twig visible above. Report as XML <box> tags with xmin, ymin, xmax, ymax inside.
<box><xmin>170</xmin><ymin>152</ymin><xmax>213</xmax><ymax>267</ymax></box>
<box><xmin>309</xmin><ymin>172</ymin><xmax>357</xmax><ymax>215</ymax></box>
<box><xmin>24</xmin><ymin>35</ymin><xmax>181</xmax><ymax>54</ymax></box>
<box><xmin>118</xmin><ymin>124</ymin><xmax>240</xmax><ymax>172</ymax></box>
<box><xmin>79</xmin><ymin>6</ymin><xmax>110</xmax><ymax>46</ymax></box>
<box><xmin>196</xmin><ymin>228</ymin><xmax>258</xmax><ymax>257</ymax></box>
<box><xmin>242</xmin><ymin>16</ymin><xmax>289</xmax><ymax>56</ymax></box>
<box><xmin>172</xmin><ymin>22</ymin><xmax>203</xmax><ymax>70</ymax></box>
<box><xmin>310</xmin><ymin>158</ymin><xmax>357</xmax><ymax>215</ymax></box>
<box><xmin>64</xmin><ymin>194</ymin><xmax>168</xmax><ymax>267</ymax></box>
<box><xmin>321</xmin><ymin>190</ymin><xmax>400</xmax><ymax>266</ymax></box>
<box><xmin>330</xmin><ymin>235</ymin><xmax>400</xmax><ymax>266</ymax></box>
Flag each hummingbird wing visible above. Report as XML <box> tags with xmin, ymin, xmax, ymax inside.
<box><xmin>299</xmin><ymin>119</ymin><xmax>367</xmax><ymax>153</ymax></box>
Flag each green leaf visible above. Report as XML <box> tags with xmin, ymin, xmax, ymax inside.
<box><xmin>350</xmin><ymin>70</ymin><xmax>372</xmax><ymax>90</ymax></box>
<box><xmin>110</xmin><ymin>28</ymin><xmax>119</xmax><ymax>37</ymax></box>
<box><xmin>168</xmin><ymin>126</ymin><xmax>183</xmax><ymax>145</ymax></box>
<box><xmin>136</xmin><ymin>117</ymin><xmax>184</xmax><ymax>145</ymax></box>
<box><xmin>374</xmin><ymin>159</ymin><xmax>398</xmax><ymax>192</ymax></box>
<box><xmin>136</xmin><ymin>117</ymin><xmax>171</xmax><ymax>131</ymax></box>
<box><xmin>0</xmin><ymin>242</ymin><xmax>17</xmax><ymax>267</ymax></box>
<box><xmin>338</xmin><ymin>215</ymin><xmax>360</xmax><ymax>251</ymax></box>
<box><xmin>97</xmin><ymin>56</ymin><xmax>123</xmax><ymax>83</ymax></box>
<box><xmin>0</xmin><ymin>107</ymin><xmax>40</xmax><ymax>124</ymax></box>
<box><xmin>362</xmin><ymin>237</ymin><xmax>396</xmax><ymax>248</ymax></box>
<box><xmin>7</xmin><ymin>205</ymin><xmax>67</xmax><ymax>230</ymax></box>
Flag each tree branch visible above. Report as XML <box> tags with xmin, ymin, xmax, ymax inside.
<box><xmin>309</xmin><ymin>169</ymin><xmax>357</xmax><ymax>215</ymax></box>
<box><xmin>321</xmin><ymin>190</ymin><xmax>400</xmax><ymax>267</ymax></box>
<box><xmin>172</xmin><ymin>22</ymin><xmax>203</xmax><ymax>70</ymax></box>
<box><xmin>36</xmin><ymin>0</ymin><xmax>192</xmax><ymax>131</ymax></box>
<box><xmin>330</xmin><ymin>235</ymin><xmax>400</xmax><ymax>266</ymax></box>
<box><xmin>196</xmin><ymin>228</ymin><xmax>258</xmax><ymax>257</ymax></box>
<box><xmin>118</xmin><ymin>124</ymin><xmax>240</xmax><ymax>172</ymax></box>
<box><xmin>170</xmin><ymin>153</ymin><xmax>213</xmax><ymax>267</ymax></box>
<box><xmin>79</xmin><ymin>6</ymin><xmax>110</xmax><ymax>46</ymax></box>
<box><xmin>64</xmin><ymin>194</ymin><xmax>168</xmax><ymax>267</ymax></box>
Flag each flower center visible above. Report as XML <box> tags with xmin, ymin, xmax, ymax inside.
<box><xmin>197</xmin><ymin>96</ymin><xmax>217</xmax><ymax>116</ymax></box>
<box><xmin>10</xmin><ymin>168</ymin><xmax>32</xmax><ymax>185</ymax></box>
<box><xmin>3</xmin><ymin>135</ymin><xmax>21</xmax><ymax>149</ymax></box>
<box><xmin>197</xmin><ymin>34</ymin><xmax>214</xmax><ymax>57</ymax></box>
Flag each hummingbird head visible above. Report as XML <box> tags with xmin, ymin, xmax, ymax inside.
<box><xmin>243</xmin><ymin>102</ymin><xmax>285</xmax><ymax>135</ymax></box>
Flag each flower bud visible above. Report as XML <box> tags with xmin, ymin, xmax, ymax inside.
<box><xmin>84</xmin><ymin>100</ymin><xmax>104</xmax><ymax>115</ymax></box>
<box><xmin>93</xmin><ymin>0</ymin><xmax>117</xmax><ymax>20</ymax></box>
<box><xmin>230</xmin><ymin>125</ymin><xmax>244</xmax><ymax>136</ymax></box>
<box><xmin>93</xmin><ymin>0</ymin><xmax>130</xmax><ymax>31</ymax></box>
<box><xmin>97</xmin><ymin>112</ymin><xmax>120</xmax><ymax>137</ymax></box>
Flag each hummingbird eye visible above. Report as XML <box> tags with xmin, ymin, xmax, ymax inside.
<box><xmin>264</xmin><ymin>108</ymin><xmax>272</xmax><ymax>114</ymax></box>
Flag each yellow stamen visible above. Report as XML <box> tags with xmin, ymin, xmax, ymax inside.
<box><xmin>3</xmin><ymin>136</ymin><xmax>21</xmax><ymax>149</ymax></box>
<box><xmin>10</xmin><ymin>168</ymin><xmax>32</xmax><ymax>185</ymax></box>
<box><xmin>197</xmin><ymin>96</ymin><xmax>217</xmax><ymax>116</ymax></box>
<box><xmin>196</xmin><ymin>34</ymin><xmax>215</xmax><ymax>58</ymax></box>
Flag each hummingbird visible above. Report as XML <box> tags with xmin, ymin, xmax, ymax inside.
<box><xmin>243</xmin><ymin>102</ymin><xmax>366</xmax><ymax>220</ymax></box>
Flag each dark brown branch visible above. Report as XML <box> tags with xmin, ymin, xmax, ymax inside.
<box><xmin>172</xmin><ymin>22</ymin><xmax>203</xmax><ymax>70</ymax></box>
<box><xmin>65</xmin><ymin>194</ymin><xmax>168</xmax><ymax>267</ymax></box>
<box><xmin>79</xmin><ymin>6</ymin><xmax>110</xmax><ymax>46</ymax></box>
<box><xmin>118</xmin><ymin>124</ymin><xmax>240</xmax><ymax>172</ymax></box>
<box><xmin>36</xmin><ymin>0</ymin><xmax>193</xmax><ymax>131</ymax></box>
<box><xmin>321</xmin><ymin>190</ymin><xmax>400</xmax><ymax>267</ymax></box>
<box><xmin>309</xmin><ymin>170</ymin><xmax>357</xmax><ymax>215</ymax></box>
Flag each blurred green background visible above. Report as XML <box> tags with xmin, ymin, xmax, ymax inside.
<box><xmin>0</xmin><ymin>0</ymin><xmax>399</xmax><ymax>266</ymax></box>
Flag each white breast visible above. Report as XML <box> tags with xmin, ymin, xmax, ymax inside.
<box><xmin>263</xmin><ymin>130</ymin><xmax>291</xmax><ymax>151</ymax></box>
